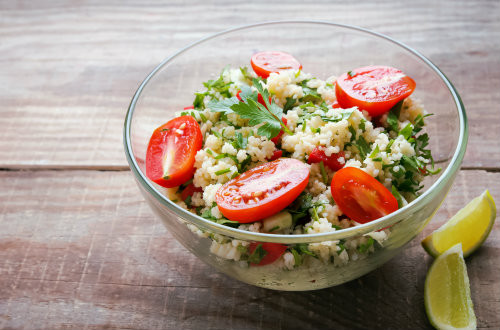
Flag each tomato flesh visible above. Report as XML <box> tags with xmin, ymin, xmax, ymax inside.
<box><xmin>270</xmin><ymin>117</ymin><xmax>287</xmax><ymax>145</ymax></box>
<box><xmin>248</xmin><ymin>242</ymin><xmax>287</xmax><ymax>266</ymax></box>
<box><xmin>307</xmin><ymin>148</ymin><xmax>345</xmax><ymax>171</ymax></box>
<box><xmin>180</xmin><ymin>183</ymin><xmax>203</xmax><ymax>202</ymax></box>
<box><xmin>267</xmin><ymin>149</ymin><xmax>283</xmax><ymax>161</ymax></box>
<box><xmin>331</xmin><ymin>167</ymin><xmax>398</xmax><ymax>223</ymax></box>
<box><xmin>251</xmin><ymin>51</ymin><xmax>302</xmax><ymax>79</ymax></box>
<box><xmin>335</xmin><ymin>66</ymin><xmax>416</xmax><ymax>116</ymax></box>
<box><xmin>215</xmin><ymin>158</ymin><xmax>309</xmax><ymax>223</ymax></box>
<box><xmin>146</xmin><ymin>116</ymin><xmax>203</xmax><ymax>188</ymax></box>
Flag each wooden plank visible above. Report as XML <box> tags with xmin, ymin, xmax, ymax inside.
<box><xmin>0</xmin><ymin>0</ymin><xmax>499</xmax><ymax>169</ymax></box>
<box><xmin>0</xmin><ymin>169</ymin><xmax>498</xmax><ymax>329</ymax></box>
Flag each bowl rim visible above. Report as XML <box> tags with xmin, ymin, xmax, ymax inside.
<box><xmin>123</xmin><ymin>20</ymin><xmax>468</xmax><ymax>244</ymax></box>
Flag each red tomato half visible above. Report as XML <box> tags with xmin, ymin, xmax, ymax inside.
<box><xmin>251</xmin><ymin>51</ymin><xmax>302</xmax><ymax>79</ymax></box>
<box><xmin>248</xmin><ymin>242</ymin><xmax>287</xmax><ymax>266</ymax></box>
<box><xmin>335</xmin><ymin>66</ymin><xmax>416</xmax><ymax>116</ymax></box>
<box><xmin>215</xmin><ymin>158</ymin><xmax>309</xmax><ymax>223</ymax></box>
<box><xmin>146</xmin><ymin>116</ymin><xmax>203</xmax><ymax>188</ymax></box>
<box><xmin>331</xmin><ymin>167</ymin><xmax>398</xmax><ymax>224</ymax></box>
<box><xmin>307</xmin><ymin>148</ymin><xmax>345</xmax><ymax>171</ymax></box>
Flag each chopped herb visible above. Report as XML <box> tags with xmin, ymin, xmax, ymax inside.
<box><xmin>184</xmin><ymin>195</ymin><xmax>192</xmax><ymax>207</ymax></box>
<box><xmin>347</xmin><ymin>71</ymin><xmax>355</xmax><ymax>78</ymax></box>
<box><xmin>240</xmin><ymin>66</ymin><xmax>253</xmax><ymax>81</ymax></box>
<box><xmin>283</xmin><ymin>97</ymin><xmax>296</xmax><ymax>112</ymax></box>
<box><xmin>232</xmin><ymin>132</ymin><xmax>247</xmax><ymax>149</ymax></box>
<box><xmin>387</xmin><ymin>111</ymin><xmax>399</xmax><ymax>132</ymax></box>
<box><xmin>348</xmin><ymin>126</ymin><xmax>357</xmax><ymax>142</ymax></box>
<box><xmin>295</xmin><ymin>69</ymin><xmax>302</xmax><ymax>78</ymax></box>
<box><xmin>248</xmin><ymin>244</ymin><xmax>268</xmax><ymax>264</ymax></box>
<box><xmin>214</xmin><ymin>153</ymin><xmax>238</xmax><ymax>164</ymax></box>
<box><xmin>319</xmin><ymin>161</ymin><xmax>328</xmax><ymax>184</ymax></box>
<box><xmin>287</xmin><ymin>192</ymin><xmax>313</xmax><ymax>224</ymax></box>
<box><xmin>193</xmin><ymin>93</ymin><xmax>206</xmax><ymax>109</ymax></box>
<box><xmin>369</xmin><ymin>145</ymin><xmax>380</xmax><ymax>159</ymax></box>
<box><xmin>386</xmin><ymin>139</ymin><xmax>395</xmax><ymax>152</ymax></box>
<box><xmin>391</xmin><ymin>185</ymin><xmax>404</xmax><ymax>208</ymax></box>
<box><xmin>199</xmin><ymin>112</ymin><xmax>207</xmax><ymax>123</ymax></box>
<box><xmin>207</xmin><ymin>97</ymin><xmax>239</xmax><ymax>114</ymax></box>
<box><xmin>358</xmin><ymin>237</ymin><xmax>375</xmax><ymax>253</ymax></box>
<box><xmin>237</xmin><ymin>245</ymin><xmax>248</xmax><ymax>253</ymax></box>
<box><xmin>211</xmin><ymin>129</ymin><xmax>222</xmax><ymax>139</ymax></box>
<box><xmin>299</xmin><ymin>80</ymin><xmax>322</xmax><ymax>103</ymax></box>
<box><xmin>337</xmin><ymin>239</ymin><xmax>346</xmax><ymax>255</ymax></box>
<box><xmin>206</xmin><ymin>149</ymin><xmax>213</xmax><ymax>156</ymax></box>
<box><xmin>161</xmin><ymin>128</ymin><xmax>170</xmax><ymax>132</ymax></box>
<box><xmin>399</xmin><ymin>123</ymin><xmax>413</xmax><ymax>140</ymax></box>
<box><xmin>359</xmin><ymin>119</ymin><xmax>366</xmax><ymax>131</ymax></box>
<box><xmin>355</xmin><ymin>135</ymin><xmax>371</xmax><ymax>159</ymax></box>
<box><xmin>291</xmin><ymin>248</ymin><xmax>302</xmax><ymax>266</ymax></box>
<box><xmin>268</xmin><ymin>226</ymin><xmax>280</xmax><ymax>232</ymax></box>
<box><xmin>215</xmin><ymin>168</ymin><xmax>231</xmax><ymax>176</ymax></box>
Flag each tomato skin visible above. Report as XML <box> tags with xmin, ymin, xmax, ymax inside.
<box><xmin>332</xmin><ymin>101</ymin><xmax>341</xmax><ymax>109</ymax></box>
<box><xmin>146</xmin><ymin>116</ymin><xmax>203</xmax><ymax>188</ymax></box>
<box><xmin>307</xmin><ymin>148</ymin><xmax>345</xmax><ymax>171</ymax></box>
<box><xmin>180</xmin><ymin>183</ymin><xmax>203</xmax><ymax>202</ymax></box>
<box><xmin>270</xmin><ymin>117</ymin><xmax>287</xmax><ymax>145</ymax></box>
<box><xmin>335</xmin><ymin>66</ymin><xmax>416</xmax><ymax>116</ymax></box>
<box><xmin>184</xmin><ymin>105</ymin><xmax>194</xmax><ymax>110</ymax></box>
<box><xmin>331</xmin><ymin>167</ymin><xmax>398</xmax><ymax>224</ymax></box>
<box><xmin>248</xmin><ymin>242</ymin><xmax>287</xmax><ymax>266</ymax></box>
<box><xmin>251</xmin><ymin>51</ymin><xmax>302</xmax><ymax>79</ymax></box>
<box><xmin>215</xmin><ymin>158</ymin><xmax>310</xmax><ymax>223</ymax></box>
<box><xmin>267</xmin><ymin>149</ymin><xmax>283</xmax><ymax>161</ymax></box>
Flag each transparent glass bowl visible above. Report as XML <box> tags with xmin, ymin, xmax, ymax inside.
<box><xmin>124</xmin><ymin>21</ymin><xmax>467</xmax><ymax>291</ymax></box>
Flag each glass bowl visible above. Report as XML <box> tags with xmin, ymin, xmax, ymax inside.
<box><xmin>123</xmin><ymin>21</ymin><xmax>467</xmax><ymax>291</ymax></box>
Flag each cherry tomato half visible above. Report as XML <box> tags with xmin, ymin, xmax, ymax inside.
<box><xmin>248</xmin><ymin>242</ymin><xmax>287</xmax><ymax>266</ymax></box>
<box><xmin>251</xmin><ymin>51</ymin><xmax>302</xmax><ymax>79</ymax></box>
<box><xmin>307</xmin><ymin>148</ymin><xmax>345</xmax><ymax>171</ymax></box>
<box><xmin>146</xmin><ymin>116</ymin><xmax>203</xmax><ymax>188</ymax></box>
<box><xmin>335</xmin><ymin>66</ymin><xmax>416</xmax><ymax>116</ymax></box>
<box><xmin>331</xmin><ymin>167</ymin><xmax>398</xmax><ymax>224</ymax></box>
<box><xmin>215</xmin><ymin>158</ymin><xmax>309</xmax><ymax>223</ymax></box>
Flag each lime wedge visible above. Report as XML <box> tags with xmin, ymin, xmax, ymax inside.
<box><xmin>425</xmin><ymin>243</ymin><xmax>476</xmax><ymax>330</ymax></box>
<box><xmin>422</xmin><ymin>190</ymin><xmax>496</xmax><ymax>258</ymax></box>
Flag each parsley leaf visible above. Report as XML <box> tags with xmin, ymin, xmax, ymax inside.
<box><xmin>358</xmin><ymin>237</ymin><xmax>375</xmax><ymax>253</ymax></box>
<box><xmin>283</xmin><ymin>97</ymin><xmax>296</xmax><ymax>113</ymax></box>
<box><xmin>207</xmin><ymin>97</ymin><xmax>239</xmax><ymax>114</ymax></box>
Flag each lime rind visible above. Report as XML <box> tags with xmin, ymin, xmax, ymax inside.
<box><xmin>424</xmin><ymin>243</ymin><xmax>476</xmax><ymax>330</ymax></box>
<box><xmin>422</xmin><ymin>190</ymin><xmax>497</xmax><ymax>258</ymax></box>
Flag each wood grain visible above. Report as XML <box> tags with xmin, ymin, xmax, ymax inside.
<box><xmin>0</xmin><ymin>0</ymin><xmax>499</xmax><ymax>169</ymax></box>
<box><xmin>1</xmin><ymin>1</ymin><xmax>499</xmax><ymax>329</ymax></box>
<box><xmin>0</xmin><ymin>170</ymin><xmax>498</xmax><ymax>329</ymax></box>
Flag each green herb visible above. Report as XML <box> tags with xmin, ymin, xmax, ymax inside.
<box><xmin>359</xmin><ymin>119</ymin><xmax>366</xmax><ymax>131</ymax></box>
<box><xmin>211</xmin><ymin>129</ymin><xmax>223</xmax><ymax>139</ymax></box>
<box><xmin>319</xmin><ymin>161</ymin><xmax>328</xmax><ymax>184</ymax></box>
<box><xmin>386</xmin><ymin>139</ymin><xmax>395</xmax><ymax>152</ymax></box>
<box><xmin>207</xmin><ymin>97</ymin><xmax>239</xmax><ymax>114</ymax></box>
<box><xmin>215</xmin><ymin>168</ymin><xmax>231</xmax><ymax>176</ymax></box>
<box><xmin>184</xmin><ymin>195</ymin><xmax>192</xmax><ymax>207</ymax></box>
<box><xmin>337</xmin><ymin>239</ymin><xmax>346</xmax><ymax>255</ymax></box>
<box><xmin>347</xmin><ymin>71</ymin><xmax>355</xmax><ymax>78</ymax></box>
<box><xmin>237</xmin><ymin>245</ymin><xmax>248</xmax><ymax>253</ymax></box>
<box><xmin>206</xmin><ymin>149</ymin><xmax>213</xmax><ymax>156</ymax></box>
<box><xmin>199</xmin><ymin>112</ymin><xmax>207</xmax><ymax>123</ymax></box>
<box><xmin>295</xmin><ymin>69</ymin><xmax>302</xmax><ymax>78</ymax></box>
<box><xmin>240</xmin><ymin>66</ymin><xmax>253</xmax><ymax>81</ymax></box>
<box><xmin>291</xmin><ymin>248</ymin><xmax>302</xmax><ymax>267</ymax></box>
<box><xmin>358</xmin><ymin>237</ymin><xmax>375</xmax><ymax>253</ymax></box>
<box><xmin>283</xmin><ymin>97</ymin><xmax>296</xmax><ymax>112</ymax></box>
<box><xmin>268</xmin><ymin>226</ymin><xmax>280</xmax><ymax>232</ymax></box>
<box><xmin>287</xmin><ymin>192</ymin><xmax>313</xmax><ymax>224</ymax></box>
<box><xmin>214</xmin><ymin>153</ymin><xmax>238</xmax><ymax>164</ymax></box>
<box><xmin>299</xmin><ymin>81</ymin><xmax>322</xmax><ymax>103</ymax></box>
<box><xmin>201</xmin><ymin>208</ymin><xmax>240</xmax><ymax>227</ymax></box>
<box><xmin>232</xmin><ymin>132</ymin><xmax>247</xmax><ymax>149</ymax></box>
<box><xmin>161</xmin><ymin>128</ymin><xmax>170</xmax><ymax>132</ymax></box>
<box><xmin>399</xmin><ymin>123</ymin><xmax>413</xmax><ymax>140</ymax></box>
<box><xmin>203</xmin><ymin>74</ymin><xmax>232</xmax><ymax>98</ymax></box>
<box><xmin>387</xmin><ymin>111</ymin><xmax>399</xmax><ymax>132</ymax></box>
<box><xmin>248</xmin><ymin>244</ymin><xmax>268</xmax><ymax>264</ymax></box>
<box><xmin>391</xmin><ymin>185</ymin><xmax>404</xmax><ymax>208</ymax></box>
<box><xmin>348</xmin><ymin>126</ymin><xmax>357</xmax><ymax>142</ymax></box>
<box><xmin>369</xmin><ymin>145</ymin><xmax>380</xmax><ymax>159</ymax></box>
<box><xmin>193</xmin><ymin>93</ymin><xmax>206</xmax><ymax>109</ymax></box>
<box><xmin>321</xmin><ymin>108</ymin><xmax>355</xmax><ymax>123</ymax></box>
<box><xmin>355</xmin><ymin>135</ymin><xmax>371</xmax><ymax>159</ymax></box>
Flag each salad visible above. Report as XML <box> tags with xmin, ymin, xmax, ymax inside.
<box><xmin>145</xmin><ymin>51</ymin><xmax>439</xmax><ymax>269</ymax></box>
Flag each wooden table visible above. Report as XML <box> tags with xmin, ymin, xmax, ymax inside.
<box><xmin>1</xmin><ymin>1</ymin><xmax>499</xmax><ymax>329</ymax></box>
